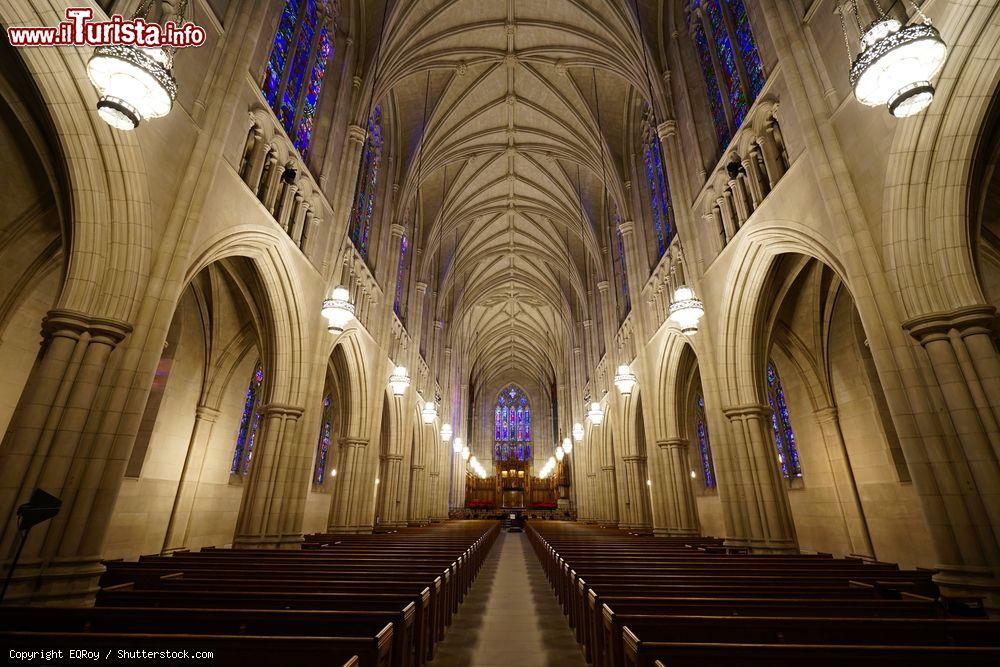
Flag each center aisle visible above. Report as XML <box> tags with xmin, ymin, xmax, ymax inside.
<box><xmin>429</xmin><ymin>528</ymin><xmax>587</xmax><ymax>667</ymax></box>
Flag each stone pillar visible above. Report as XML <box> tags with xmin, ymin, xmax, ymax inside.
<box><xmin>600</xmin><ymin>464</ymin><xmax>618</xmax><ymax>526</ymax></box>
<box><xmin>716</xmin><ymin>196</ymin><xmax>737</xmax><ymax>241</ymax></box>
<box><xmin>233</xmin><ymin>404</ymin><xmax>305</xmax><ymax>548</ymax></box>
<box><xmin>327</xmin><ymin>437</ymin><xmax>371</xmax><ymax>533</ymax></box>
<box><xmin>378</xmin><ymin>452</ymin><xmax>406</xmax><ymax>528</ymax></box>
<box><xmin>657</xmin><ymin>438</ymin><xmax>700</xmax><ymax>536</ymax></box>
<box><xmin>260</xmin><ymin>154</ymin><xmax>282</xmax><ymax>213</ymax></box>
<box><xmin>0</xmin><ymin>309</ymin><xmax>130</xmax><ymax>604</ymax></box>
<box><xmin>722</xmin><ymin>404</ymin><xmax>798</xmax><ymax>553</ymax></box>
<box><xmin>813</xmin><ymin>406</ymin><xmax>875</xmax><ymax>558</ymax></box>
<box><xmin>161</xmin><ymin>405</ymin><xmax>221</xmax><ymax>552</ymax></box>
<box><xmin>289</xmin><ymin>199</ymin><xmax>308</xmax><ymax>245</ymax></box>
<box><xmin>904</xmin><ymin>307</ymin><xmax>1000</xmax><ymax>600</ymax></box>
<box><xmin>244</xmin><ymin>130</ymin><xmax>268</xmax><ymax>191</ymax></box>
<box><xmin>621</xmin><ymin>455</ymin><xmax>652</xmax><ymax>532</ymax></box>
<box><xmin>276</xmin><ymin>182</ymin><xmax>299</xmax><ymax>232</ymax></box>
<box><xmin>757</xmin><ymin>129</ymin><xmax>786</xmax><ymax>187</ymax></box>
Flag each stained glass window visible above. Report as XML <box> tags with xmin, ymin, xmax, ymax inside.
<box><xmin>694</xmin><ymin>394</ymin><xmax>716</xmax><ymax>488</ymax></box>
<box><xmin>232</xmin><ymin>363</ymin><xmax>264</xmax><ymax>475</ymax></box>
<box><xmin>642</xmin><ymin>114</ymin><xmax>675</xmax><ymax>259</ymax></box>
<box><xmin>394</xmin><ymin>234</ymin><xmax>408</xmax><ymax>316</ymax></box>
<box><xmin>349</xmin><ymin>105</ymin><xmax>383</xmax><ymax>260</ymax></box>
<box><xmin>494</xmin><ymin>385</ymin><xmax>532</xmax><ymax>461</ymax></box>
<box><xmin>766</xmin><ymin>360</ymin><xmax>802</xmax><ymax>480</ymax></box>
<box><xmin>314</xmin><ymin>393</ymin><xmax>333</xmax><ymax>484</ymax></box>
<box><xmin>688</xmin><ymin>0</ymin><xmax>765</xmax><ymax>149</ymax></box>
<box><xmin>260</xmin><ymin>0</ymin><xmax>336</xmax><ymax>157</ymax></box>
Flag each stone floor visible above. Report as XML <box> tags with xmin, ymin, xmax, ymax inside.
<box><xmin>428</xmin><ymin>529</ymin><xmax>588</xmax><ymax>667</ymax></box>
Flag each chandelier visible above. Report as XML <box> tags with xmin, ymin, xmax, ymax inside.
<box><xmin>587</xmin><ymin>402</ymin><xmax>604</xmax><ymax>425</ymax></box>
<box><xmin>555</xmin><ymin>445</ymin><xmax>565</xmax><ymax>461</ymax></box>
<box><xmin>841</xmin><ymin>1</ymin><xmax>947</xmax><ymax>118</ymax></box>
<box><xmin>469</xmin><ymin>456</ymin><xmax>487</xmax><ymax>479</ymax></box>
<box><xmin>461</xmin><ymin>445</ymin><xmax>470</xmax><ymax>461</ymax></box>
<box><xmin>561</xmin><ymin>437</ymin><xmax>573</xmax><ymax>455</ymax></box>
<box><xmin>539</xmin><ymin>456</ymin><xmax>556</xmax><ymax>479</ymax></box>
<box><xmin>669</xmin><ymin>285</ymin><xmax>705</xmax><ymax>335</ymax></box>
<box><xmin>440</xmin><ymin>424</ymin><xmax>453</xmax><ymax>442</ymax></box>
<box><xmin>614</xmin><ymin>364</ymin><xmax>638</xmax><ymax>395</ymax></box>
<box><xmin>421</xmin><ymin>401</ymin><xmax>438</xmax><ymax>424</ymax></box>
<box><xmin>388</xmin><ymin>366</ymin><xmax>410</xmax><ymax>396</ymax></box>
<box><xmin>86</xmin><ymin>1</ymin><xmax>188</xmax><ymax>130</ymax></box>
<box><xmin>322</xmin><ymin>286</ymin><xmax>356</xmax><ymax>334</ymax></box>
<box><xmin>572</xmin><ymin>422</ymin><xmax>584</xmax><ymax>442</ymax></box>
<box><xmin>452</xmin><ymin>437</ymin><xmax>463</xmax><ymax>454</ymax></box>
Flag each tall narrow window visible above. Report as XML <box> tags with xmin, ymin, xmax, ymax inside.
<box><xmin>642</xmin><ymin>112</ymin><xmax>675</xmax><ymax>259</ymax></box>
<box><xmin>494</xmin><ymin>385</ymin><xmax>532</xmax><ymax>461</ymax></box>
<box><xmin>314</xmin><ymin>393</ymin><xmax>333</xmax><ymax>484</ymax></box>
<box><xmin>766</xmin><ymin>360</ymin><xmax>802</xmax><ymax>480</ymax></box>
<box><xmin>694</xmin><ymin>394</ymin><xmax>716</xmax><ymax>488</ymax></box>
<box><xmin>394</xmin><ymin>234</ymin><xmax>408</xmax><ymax>316</ymax></box>
<box><xmin>232</xmin><ymin>363</ymin><xmax>264</xmax><ymax>475</ymax></box>
<box><xmin>260</xmin><ymin>0</ymin><xmax>336</xmax><ymax>157</ymax></box>
<box><xmin>687</xmin><ymin>0</ymin><xmax>765</xmax><ymax>150</ymax></box>
<box><xmin>348</xmin><ymin>105</ymin><xmax>384</xmax><ymax>260</ymax></box>
<box><xmin>615</xmin><ymin>221</ymin><xmax>630</xmax><ymax>316</ymax></box>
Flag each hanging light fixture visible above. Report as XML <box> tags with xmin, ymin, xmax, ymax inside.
<box><xmin>562</xmin><ymin>437</ymin><xmax>573</xmax><ymax>455</ymax></box>
<box><xmin>461</xmin><ymin>445</ymin><xmax>470</xmax><ymax>461</ymax></box>
<box><xmin>669</xmin><ymin>285</ymin><xmax>705</xmax><ymax>335</ymax></box>
<box><xmin>322</xmin><ymin>286</ymin><xmax>356</xmax><ymax>334</ymax></box>
<box><xmin>572</xmin><ymin>422</ymin><xmax>585</xmax><ymax>442</ymax></box>
<box><xmin>614</xmin><ymin>364</ymin><xmax>638</xmax><ymax>395</ymax></box>
<box><xmin>587</xmin><ymin>402</ymin><xmax>604</xmax><ymax>425</ymax></box>
<box><xmin>555</xmin><ymin>445</ymin><xmax>565</xmax><ymax>461</ymax></box>
<box><xmin>388</xmin><ymin>366</ymin><xmax>410</xmax><ymax>396</ymax></box>
<box><xmin>86</xmin><ymin>1</ymin><xmax>187</xmax><ymax>130</ymax></box>
<box><xmin>421</xmin><ymin>401</ymin><xmax>438</xmax><ymax>424</ymax></box>
<box><xmin>441</xmin><ymin>423</ymin><xmax>453</xmax><ymax>442</ymax></box>
<box><xmin>841</xmin><ymin>1</ymin><xmax>947</xmax><ymax>118</ymax></box>
<box><xmin>452</xmin><ymin>437</ymin><xmax>464</xmax><ymax>454</ymax></box>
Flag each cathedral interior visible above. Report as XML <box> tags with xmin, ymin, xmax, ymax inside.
<box><xmin>1</xmin><ymin>0</ymin><xmax>1000</xmax><ymax>664</ymax></box>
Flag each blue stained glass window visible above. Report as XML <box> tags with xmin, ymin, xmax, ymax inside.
<box><xmin>495</xmin><ymin>385</ymin><xmax>532</xmax><ymax>461</ymax></box>
<box><xmin>394</xmin><ymin>234</ymin><xmax>408</xmax><ymax>316</ymax></box>
<box><xmin>766</xmin><ymin>360</ymin><xmax>802</xmax><ymax>480</ymax></box>
<box><xmin>643</xmin><ymin>117</ymin><xmax>675</xmax><ymax>258</ymax></box>
<box><xmin>694</xmin><ymin>394</ymin><xmax>716</xmax><ymax>488</ymax></box>
<box><xmin>705</xmin><ymin>0</ymin><xmax>747</xmax><ymax>127</ymax></box>
<box><xmin>349</xmin><ymin>105</ymin><xmax>383</xmax><ymax>260</ymax></box>
<box><xmin>314</xmin><ymin>393</ymin><xmax>333</xmax><ymax>484</ymax></box>
<box><xmin>726</xmin><ymin>0</ymin><xmax>765</xmax><ymax>99</ymax></box>
<box><xmin>692</xmin><ymin>21</ymin><xmax>731</xmax><ymax>149</ymax></box>
<box><xmin>616</xmin><ymin>221</ymin><xmax>630</xmax><ymax>314</ymax></box>
<box><xmin>261</xmin><ymin>0</ymin><xmax>336</xmax><ymax>156</ymax></box>
<box><xmin>232</xmin><ymin>363</ymin><xmax>264</xmax><ymax>475</ymax></box>
<box><xmin>295</xmin><ymin>25</ymin><xmax>333</xmax><ymax>156</ymax></box>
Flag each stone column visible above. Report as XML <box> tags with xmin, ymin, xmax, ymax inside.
<box><xmin>378</xmin><ymin>452</ymin><xmax>406</xmax><ymax>528</ymax></box>
<box><xmin>0</xmin><ymin>309</ymin><xmax>130</xmax><ymax>604</ymax></box>
<box><xmin>243</xmin><ymin>130</ymin><xmax>268</xmax><ymax>191</ymax></box>
<box><xmin>161</xmin><ymin>405</ymin><xmax>221</xmax><ymax>552</ymax></box>
<box><xmin>657</xmin><ymin>438</ymin><xmax>700</xmax><ymax>536</ymax></box>
<box><xmin>716</xmin><ymin>196</ymin><xmax>737</xmax><ymax>240</ymax></box>
<box><xmin>276</xmin><ymin>182</ymin><xmax>299</xmax><ymax>232</ymax></box>
<box><xmin>621</xmin><ymin>455</ymin><xmax>652</xmax><ymax>532</ymax></box>
<box><xmin>904</xmin><ymin>307</ymin><xmax>1000</xmax><ymax>598</ymax></box>
<box><xmin>813</xmin><ymin>406</ymin><xmax>875</xmax><ymax>558</ymax></box>
<box><xmin>289</xmin><ymin>199</ymin><xmax>309</xmax><ymax>245</ymax></box>
<box><xmin>600</xmin><ymin>465</ymin><xmax>618</xmax><ymax>526</ymax></box>
<box><xmin>233</xmin><ymin>404</ymin><xmax>305</xmax><ymax>548</ymax></box>
<box><xmin>327</xmin><ymin>437</ymin><xmax>371</xmax><ymax>533</ymax></box>
<box><xmin>722</xmin><ymin>405</ymin><xmax>798</xmax><ymax>553</ymax></box>
<box><xmin>260</xmin><ymin>154</ymin><xmax>282</xmax><ymax>213</ymax></box>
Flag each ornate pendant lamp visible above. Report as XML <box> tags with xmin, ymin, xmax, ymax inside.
<box><xmin>669</xmin><ymin>285</ymin><xmax>705</xmax><ymax>335</ymax></box>
<box><xmin>461</xmin><ymin>445</ymin><xmax>470</xmax><ymax>461</ymax></box>
<box><xmin>614</xmin><ymin>364</ymin><xmax>638</xmax><ymax>395</ymax></box>
<box><xmin>322</xmin><ymin>286</ymin><xmax>356</xmax><ymax>333</ymax></box>
<box><xmin>388</xmin><ymin>366</ymin><xmax>411</xmax><ymax>396</ymax></box>
<box><xmin>587</xmin><ymin>402</ymin><xmax>604</xmax><ymax>425</ymax></box>
<box><xmin>841</xmin><ymin>1</ymin><xmax>947</xmax><ymax>117</ymax></box>
<box><xmin>421</xmin><ymin>401</ymin><xmax>438</xmax><ymax>424</ymax></box>
<box><xmin>572</xmin><ymin>422</ymin><xmax>585</xmax><ymax>442</ymax></box>
<box><xmin>555</xmin><ymin>445</ymin><xmax>565</xmax><ymax>462</ymax></box>
<box><xmin>86</xmin><ymin>1</ymin><xmax>188</xmax><ymax>129</ymax></box>
<box><xmin>562</xmin><ymin>436</ymin><xmax>573</xmax><ymax>455</ymax></box>
<box><xmin>452</xmin><ymin>436</ymin><xmax>463</xmax><ymax>454</ymax></box>
<box><xmin>440</xmin><ymin>423</ymin><xmax>453</xmax><ymax>442</ymax></box>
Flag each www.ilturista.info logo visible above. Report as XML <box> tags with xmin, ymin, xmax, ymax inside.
<box><xmin>7</xmin><ymin>8</ymin><xmax>205</xmax><ymax>48</ymax></box>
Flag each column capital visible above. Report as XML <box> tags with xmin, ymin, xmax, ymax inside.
<box><xmin>596</xmin><ymin>281</ymin><xmax>610</xmax><ymax>293</ymax></box>
<box><xmin>341</xmin><ymin>437</ymin><xmax>370</xmax><ymax>448</ymax></box>
<box><xmin>621</xmin><ymin>454</ymin><xmax>646</xmax><ymax>463</ymax></box>
<box><xmin>813</xmin><ymin>405</ymin><xmax>839</xmax><ymax>423</ymax></box>
<box><xmin>581</xmin><ymin>319</ymin><xmax>593</xmax><ymax>328</ymax></box>
<box><xmin>617</xmin><ymin>219</ymin><xmax>636</xmax><ymax>235</ymax></box>
<box><xmin>195</xmin><ymin>405</ymin><xmax>222</xmax><ymax>422</ymax></box>
<box><xmin>381</xmin><ymin>453</ymin><xmax>404</xmax><ymax>462</ymax></box>
<box><xmin>722</xmin><ymin>404</ymin><xmax>770</xmax><ymax>419</ymax></box>
<box><xmin>657</xmin><ymin>119</ymin><xmax>679</xmax><ymax>141</ymax></box>
<box><xmin>389</xmin><ymin>223</ymin><xmax>406</xmax><ymax>238</ymax></box>
<box><xmin>433</xmin><ymin>320</ymin><xmax>445</xmax><ymax>330</ymax></box>
<box><xmin>657</xmin><ymin>437</ymin><xmax>689</xmax><ymax>449</ymax></box>
<box><xmin>902</xmin><ymin>305</ymin><xmax>998</xmax><ymax>343</ymax></box>
<box><xmin>346</xmin><ymin>124</ymin><xmax>366</xmax><ymax>144</ymax></box>
<box><xmin>601</xmin><ymin>465</ymin><xmax>615</xmax><ymax>472</ymax></box>
<box><xmin>415</xmin><ymin>281</ymin><xmax>429</xmax><ymax>294</ymax></box>
<box><xmin>261</xmin><ymin>403</ymin><xmax>305</xmax><ymax>418</ymax></box>
<box><xmin>42</xmin><ymin>309</ymin><xmax>132</xmax><ymax>345</ymax></box>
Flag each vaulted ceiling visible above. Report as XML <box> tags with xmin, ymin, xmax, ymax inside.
<box><xmin>352</xmin><ymin>0</ymin><xmax>671</xmax><ymax>392</ymax></box>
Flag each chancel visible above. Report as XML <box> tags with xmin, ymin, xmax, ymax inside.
<box><xmin>1</xmin><ymin>0</ymin><xmax>1000</xmax><ymax>664</ymax></box>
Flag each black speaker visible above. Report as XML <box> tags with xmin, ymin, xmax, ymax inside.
<box><xmin>16</xmin><ymin>488</ymin><xmax>61</xmax><ymax>532</ymax></box>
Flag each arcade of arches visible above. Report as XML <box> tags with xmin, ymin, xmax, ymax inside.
<box><xmin>1</xmin><ymin>0</ymin><xmax>999</xmax><ymax>620</ymax></box>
